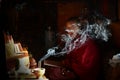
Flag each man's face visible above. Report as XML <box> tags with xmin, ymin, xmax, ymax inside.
<box><xmin>65</xmin><ymin>21</ymin><xmax>79</xmax><ymax>39</ymax></box>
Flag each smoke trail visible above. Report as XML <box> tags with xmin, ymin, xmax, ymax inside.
<box><xmin>39</xmin><ymin>33</ymin><xmax>82</xmax><ymax>62</ymax></box>
<box><xmin>39</xmin><ymin>13</ymin><xmax>111</xmax><ymax>62</ymax></box>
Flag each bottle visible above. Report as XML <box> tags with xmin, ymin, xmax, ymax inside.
<box><xmin>29</xmin><ymin>53</ymin><xmax>37</xmax><ymax>69</ymax></box>
<box><xmin>45</xmin><ymin>26</ymin><xmax>55</xmax><ymax>50</ymax></box>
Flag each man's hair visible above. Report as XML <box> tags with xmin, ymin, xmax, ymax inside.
<box><xmin>67</xmin><ymin>16</ymin><xmax>80</xmax><ymax>23</ymax></box>
<box><xmin>66</xmin><ymin>11</ymin><xmax>111</xmax><ymax>42</ymax></box>
<box><xmin>66</xmin><ymin>16</ymin><xmax>81</xmax><ymax>28</ymax></box>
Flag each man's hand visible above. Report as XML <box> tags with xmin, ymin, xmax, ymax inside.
<box><xmin>47</xmin><ymin>47</ymin><xmax>58</xmax><ymax>56</ymax></box>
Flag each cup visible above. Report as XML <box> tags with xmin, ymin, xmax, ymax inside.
<box><xmin>33</xmin><ymin>68</ymin><xmax>45</xmax><ymax>78</ymax></box>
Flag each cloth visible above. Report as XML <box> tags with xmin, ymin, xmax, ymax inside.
<box><xmin>64</xmin><ymin>38</ymin><xmax>101</xmax><ymax>80</ymax></box>
<box><xmin>45</xmin><ymin>38</ymin><xmax>101</xmax><ymax>80</ymax></box>
<box><xmin>45</xmin><ymin>66</ymin><xmax>77</xmax><ymax>80</ymax></box>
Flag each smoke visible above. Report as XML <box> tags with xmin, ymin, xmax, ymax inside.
<box><xmin>39</xmin><ymin>12</ymin><xmax>111</xmax><ymax>62</ymax></box>
<box><xmin>39</xmin><ymin>33</ymin><xmax>82</xmax><ymax>62</ymax></box>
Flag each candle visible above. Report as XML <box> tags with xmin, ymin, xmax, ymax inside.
<box><xmin>38</xmin><ymin>61</ymin><xmax>41</xmax><ymax>68</ymax></box>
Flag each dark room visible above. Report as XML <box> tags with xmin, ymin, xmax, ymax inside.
<box><xmin>0</xmin><ymin>0</ymin><xmax>120</xmax><ymax>80</ymax></box>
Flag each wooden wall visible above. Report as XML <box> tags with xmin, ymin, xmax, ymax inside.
<box><xmin>3</xmin><ymin>2</ymin><xmax>58</xmax><ymax>61</ymax></box>
<box><xmin>2</xmin><ymin>0</ymin><xmax>119</xmax><ymax>61</ymax></box>
<box><xmin>118</xmin><ymin>0</ymin><xmax>120</xmax><ymax>20</ymax></box>
<box><xmin>57</xmin><ymin>2</ymin><xmax>88</xmax><ymax>32</ymax></box>
<box><xmin>110</xmin><ymin>22</ymin><xmax>120</xmax><ymax>49</ymax></box>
